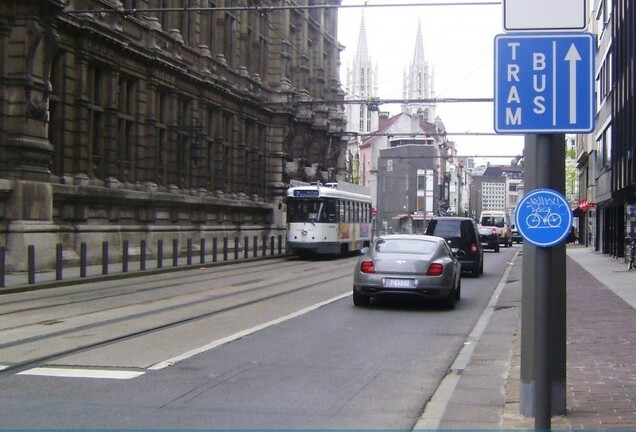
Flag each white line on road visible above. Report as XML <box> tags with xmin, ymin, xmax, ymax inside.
<box><xmin>17</xmin><ymin>367</ymin><xmax>145</xmax><ymax>380</ymax></box>
<box><xmin>413</xmin><ymin>250</ymin><xmax>519</xmax><ymax>430</ymax></box>
<box><xmin>149</xmin><ymin>291</ymin><xmax>352</xmax><ymax>370</ymax></box>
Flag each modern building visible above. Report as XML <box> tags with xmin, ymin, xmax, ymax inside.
<box><xmin>576</xmin><ymin>0</ymin><xmax>636</xmax><ymax>256</ymax></box>
<box><xmin>468</xmin><ymin>163</ymin><xmax>523</xmax><ymax>221</ymax></box>
<box><xmin>376</xmin><ymin>144</ymin><xmax>440</xmax><ymax>234</ymax></box>
<box><xmin>359</xmin><ymin>112</ymin><xmax>447</xmax><ymax>209</ymax></box>
<box><xmin>0</xmin><ymin>0</ymin><xmax>346</xmax><ymax>271</ymax></box>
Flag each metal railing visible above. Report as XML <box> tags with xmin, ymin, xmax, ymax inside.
<box><xmin>0</xmin><ymin>235</ymin><xmax>287</xmax><ymax>289</ymax></box>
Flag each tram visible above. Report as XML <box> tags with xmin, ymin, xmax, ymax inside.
<box><xmin>286</xmin><ymin>183</ymin><xmax>373</xmax><ymax>256</ymax></box>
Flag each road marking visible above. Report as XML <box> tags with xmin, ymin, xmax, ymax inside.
<box><xmin>414</xmin><ymin>249</ymin><xmax>520</xmax><ymax>430</ymax></box>
<box><xmin>17</xmin><ymin>367</ymin><xmax>145</xmax><ymax>380</ymax></box>
<box><xmin>149</xmin><ymin>292</ymin><xmax>352</xmax><ymax>370</ymax></box>
<box><xmin>0</xmin><ymin>365</ymin><xmax>8</xmax><ymax>371</ymax></box>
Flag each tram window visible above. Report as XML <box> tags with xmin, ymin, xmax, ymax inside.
<box><xmin>339</xmin><ymin>200</ymin><xmax>345</xmax><ymax>222</ymax></box>
<box><xmin>325</xmin><ymin>199</ymin><xmax>337</xmax><ymax>222</ymax></box>
<box><xmin>287</xmin><ymin>200</ymin><xmax>322</xmax><ymax>222</ymax></box>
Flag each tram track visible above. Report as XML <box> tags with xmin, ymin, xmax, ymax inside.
<box><xmin>0</xmin><ymin>257</ymin><xmax>357</xmax><ymax>377</ymax></box>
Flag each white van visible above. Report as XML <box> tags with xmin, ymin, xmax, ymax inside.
<box><xmin>479</xmin><ymin>210</ymin><xmax>512</xmax><ymax>247</ymax></box>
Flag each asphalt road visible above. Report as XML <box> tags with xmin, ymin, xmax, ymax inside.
<box><xmin>0</xmin><ymin>246</ymin><xmax>519</xmax><ymax>428</ymax></box>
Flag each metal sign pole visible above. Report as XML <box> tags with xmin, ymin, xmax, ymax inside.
<box><xmin>519</xmin><ymin>134</ymin><xmax>568</xmax><ymax>428</ymax></box>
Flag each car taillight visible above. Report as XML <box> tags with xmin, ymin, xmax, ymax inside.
<box><xmin>471</xmin><ymin>243</ymin><xmax>478</xmax><ymax>254</ymax></box>
<box><xmin>492</xmin><ymin>228</ymin><xmax>497</xmax><ymax>235</ymax></box>
<box><xmin>427</xmin><ymin>263</ymin><xmax>444</xmax><ymax>276</ymax></box>
<box><xmin>360</xmin><ymin>260</ymin><xmax>376</xmax><ymax>274</ymax></box>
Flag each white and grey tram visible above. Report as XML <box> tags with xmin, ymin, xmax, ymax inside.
<box><xmin>286</xmin><ymin>184</ymin><xmax>373</xmax><ymax>256</ymax></box>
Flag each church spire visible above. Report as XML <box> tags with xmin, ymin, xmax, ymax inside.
<box><xmin>412</xmin><ymin>20</ymin><xmax>426</xmax><ymax>66</ymax></box>
<box><xmin>356</xmin><ymin>12</ymin><xmax>369</xmax><ymax>62</ymax></box>
<box><xmin>345</xmin><ymin>11</ymin><xmax>379</xmax><ymax>134</ymax></box>
<box><xmin>401</xmin><ymin>18</ymin><xmax>436</xmax><ymax>122</ymax></box>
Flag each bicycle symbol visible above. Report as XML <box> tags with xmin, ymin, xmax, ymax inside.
<box><xmin>526</xmin><ymin>209</ymin><xmax>562</xmax><ymax>228</ymax></box>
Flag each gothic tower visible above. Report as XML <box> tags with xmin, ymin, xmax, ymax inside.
<box><xmin>345</xmin><ymin>13</ymin><xmax>379</xmax><ymax>134</ymax></box>
<box><xmin>402</xmin><ymin>20</ymin><xmax>436</xmax><ymax>122</ymax></box>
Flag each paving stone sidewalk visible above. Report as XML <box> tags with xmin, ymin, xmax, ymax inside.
<box><xmin>501</xmin><ymin>247</ymin><xmax>636</xmax><ymax>429</ymax></box>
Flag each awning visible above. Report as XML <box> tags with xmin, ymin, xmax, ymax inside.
<box><xmin>576</xmin><ymin>198</ymin><xmax>596</xmax><ymax>211</ymax></box>
<box><xmin>391</xmin><ymin>214</ymin><xmax>409</xmax><ymax>220</ymax></box>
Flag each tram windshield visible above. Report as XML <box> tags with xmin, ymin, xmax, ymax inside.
<box><xmin>287</xmin><ymin>199</ymin><xmax>336</xmax><ymax>223</ymax></box>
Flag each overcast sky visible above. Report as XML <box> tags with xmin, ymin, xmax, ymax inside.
<box><xmin>337</xmin><ymin>0</ymin><xmax>525</xmax><ymax>164</ymax></box>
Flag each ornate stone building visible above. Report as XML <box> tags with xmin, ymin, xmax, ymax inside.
<box><xmin>0</xmin><ymin>0</ymin><xmax>347</xmax><ymax>270</ymax></box>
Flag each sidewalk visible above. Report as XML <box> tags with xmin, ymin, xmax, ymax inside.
<box><xmin>438</xmin><ymin>244</ymin><xmax>636</xmax><ymax>429</ymax></box>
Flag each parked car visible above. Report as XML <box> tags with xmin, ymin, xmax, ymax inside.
<box><xmin>352</xmin><ymin>234</ymin><xmax>463</xmax><ymax>309</ymax></box>
<box><xmin>511</xmin><ymin>224</ymin><xmax>522</xmax><ymax>243</ymax></box>
<box><xmin>425</xmin><ymin>216</ymin><xmax>484</xmax><ymax>277</ymax></box>
<box><xmin>478</xmin><ymin>225</ymin><xmax>500</xmax><ymax>252</ymax></box>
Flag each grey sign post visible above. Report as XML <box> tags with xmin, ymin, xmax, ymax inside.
<box><xmin>496</xmin><ymin>2</ymin><xmax>591</xmax><ymax>429</ymax></box>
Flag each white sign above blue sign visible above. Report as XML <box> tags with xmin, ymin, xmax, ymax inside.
<box><xmin>503</xmin><ymin>0</ymin><xmax>587</xmax><ymax>32</ymax></box>
<box><xmin>515</xmin><ymin>189</ymin><xmax>573</xmax><ymax>248</ymax></box>
<box><xmin>494</xmin><ymin>33</ymin><xmax>595</xmax><ymax>134</ymax></box>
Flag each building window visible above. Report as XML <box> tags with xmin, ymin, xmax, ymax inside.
<box><xmin>159</xmin><ymin>0</ymin><xmax>174</xmax><ymax>32</ymax></box>
<box><xmin>224</xmin><ymin>13</ymin><xmax>236</xmax><ymax>67</ymax></box>
<box><xmin>117</xmin><ymin>76</ymin><xmax>137</xmax><ymax>181</ymax></box>
<box><xmin>176</xmin><ymin>97</ymin><xmax>193</xmax><ymax>187</ymax></box>
<box><xmin>49</xmin><ymin>53</ymin><xmax>65</xmax><ymax>177</ymax></box>
<box><xmin>206</xmin><ymin>106</ymin><xmax>216</xmax><ymax>190</ymax></box>
<box><xmin>87</xmin><ymin>64</ymin><xmax>105</xmax><ymax>179</ymax></box>
<box><xmin>156</xmin><ymin>89</ymin><xmax>169</xmax><ymax>185</ymax></box>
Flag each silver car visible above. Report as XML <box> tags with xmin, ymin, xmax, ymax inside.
<box><xmin>353</xmin><ymin>234</ymin><xmax>463</xmax><ymax>309</ymax></box>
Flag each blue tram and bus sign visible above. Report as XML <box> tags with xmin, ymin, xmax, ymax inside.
<box><xmin>515</xmin><ymin>189</ymin><xmax>573</xmax><ymax>247</ymax></box>
<box><xmin>495</xmin><ymin>33</ymin><xmax>595</xmax><ymax>133</ymax></box>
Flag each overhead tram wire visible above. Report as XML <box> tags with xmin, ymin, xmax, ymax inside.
<box><xmin>67</xmin><ymin>2</ymin><xmax>502</xmax><ymax>15</ymax></box>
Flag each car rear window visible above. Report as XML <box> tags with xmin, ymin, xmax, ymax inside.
<box><xmin>427</xmin><ymin>220</ymin><xmax>462</xmax><ymax>238</ymax></box>
<box><xmin>427</xmin><ymin>219</ymin><xmax>476</xmax><ymax>243</ymax></box>
<box><xmin>375</xmin><ymin>239</ymin><xmax>437</xmax><ymax>255</ymax></box>
<box><xmin>481</xmin><ymin>216</ymin><xmax>505</xmax><ymax>228</ymax></box>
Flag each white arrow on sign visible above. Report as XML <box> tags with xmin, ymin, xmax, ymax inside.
<box><xmin>565</xmin><ymin>44</ymin><xmax>582</xmax><ymax>124</ymax></box>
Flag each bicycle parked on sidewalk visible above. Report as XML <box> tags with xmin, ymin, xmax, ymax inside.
<box><xmin>627</xmin><ymin>235</ymin><xmax>636</xmax><ymax>272</ymax></box>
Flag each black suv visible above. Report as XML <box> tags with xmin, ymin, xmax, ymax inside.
<box><xmin>425</xmin><ymin>216</ymin><xmax>484</xmax><ymax>277</ymax></box>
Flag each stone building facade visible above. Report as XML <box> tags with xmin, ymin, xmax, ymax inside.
<box><xmin>0</xmin><ymin>0</ymin><xmax>347</xmax><ymax>271</ymax></box>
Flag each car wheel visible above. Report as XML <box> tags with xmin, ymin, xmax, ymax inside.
<box><xmin>352</xmin><ymin>288</ymin><xmax>370</xmax><ymax>306</ymax></box>
<box><xmin>455</xmin><ymin>277</ymin><xmax>462</xmax><ymax>300</ymax></box>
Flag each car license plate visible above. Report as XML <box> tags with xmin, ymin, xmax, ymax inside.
<box><xmin>384</xmin><ymin>278</ymin><xmax>414</xmax><ymax>288</ymax></box>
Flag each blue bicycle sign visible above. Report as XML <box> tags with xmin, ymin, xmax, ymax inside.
<box><xmin>515</xmin><ymin>189</ymin><xmax>573</xmax><ymax>247</ymax></box>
